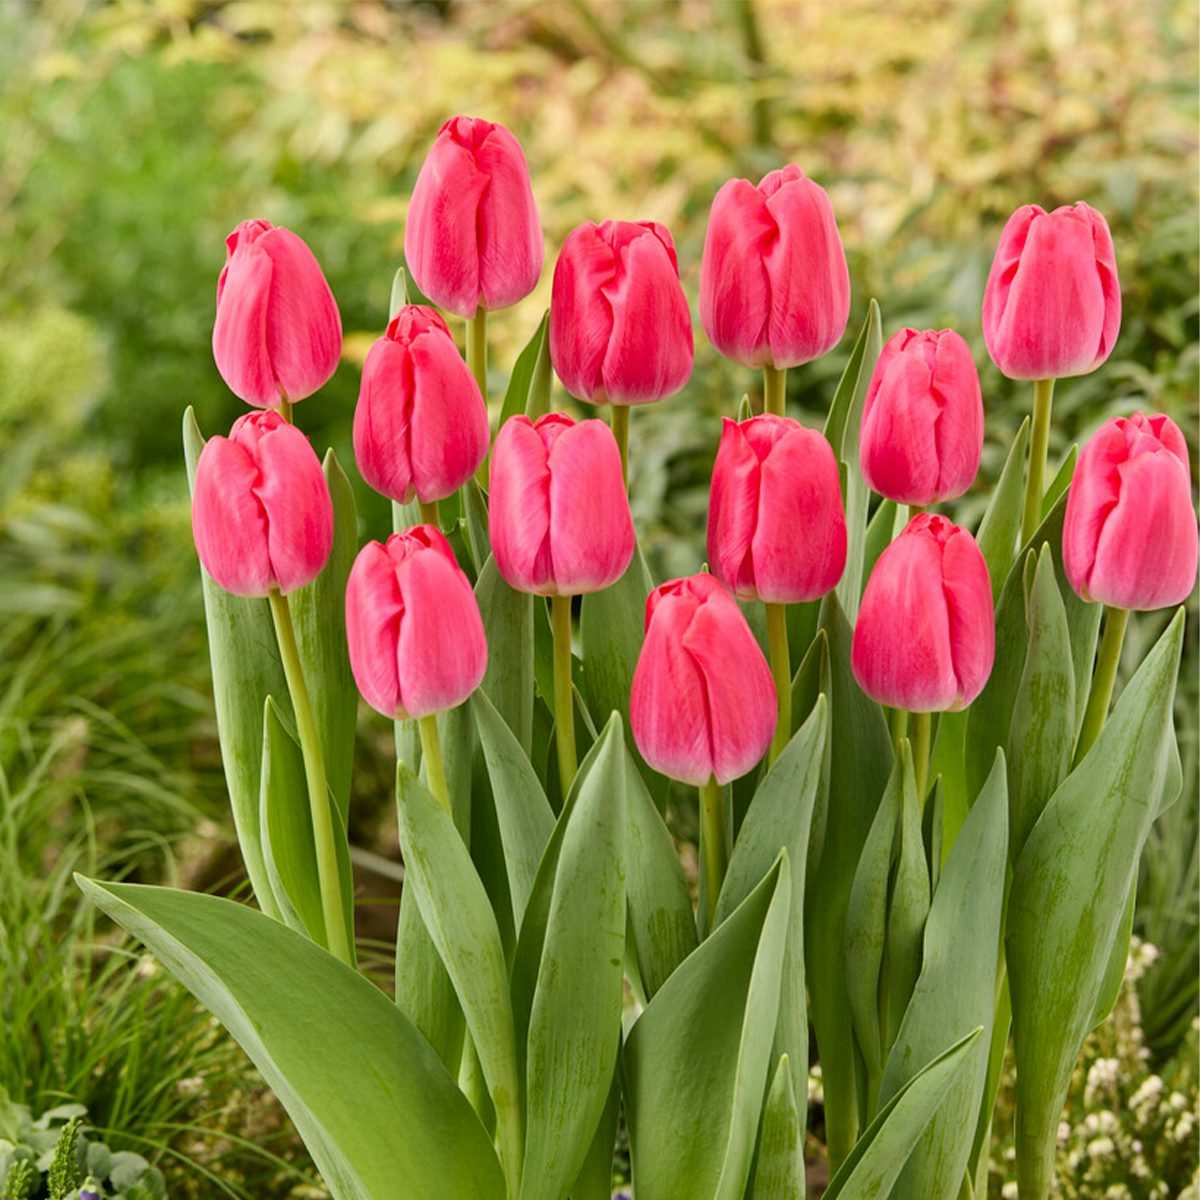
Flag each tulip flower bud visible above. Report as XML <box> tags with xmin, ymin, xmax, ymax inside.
<box><xmin>860</xmin><ymin>327</ymin><xmax>984</xmax><ymax>506</ymax></box>
<box><xmin>699</xmin><ymin>165</ymin><xmax>850</xmax><ymax>370</ymax></box>
<box><xmin>631</xmin><ymin>574</ymin><xmax>776</xmax><ymax>785</ymax></box>
<box><xmin>212</xmin><ymin>219</ymin><xmax>342</xmax><ymax>409</ymax></box>
<box><xmin>345</xmin><ymin>526</ymin><xmax>487</xmax><ymax>720</ymax></box>
<box><xmin>982</xmin><ymin>201</ymin><xmax>1121</xmax><ymax>381</ymax></box>
<box><xmin>192</xmin><ymin>410</ymin><xmax>333</xmax><ymax>598</ymax></box>
<box><xmin>1063</xmin><ymin>412</ymin><xmax>1198</xmax><ymax>611</ymax></box>
<box><xmin>405</xmin><ymin>115</ymin><xmax>543</xmax><ymax>318</ymax></box>
<box><xmin>353</xmin><ymin>305</ymin><xmax>489</xmax><ymax>505</ymax></box>
<box><xmin>489</xmin><ymin>413</ymin><xmax>634</xmax><ymax>596</ymax></box>
<box><xmin>852</xmin><ymin>514</ymin><xmax>994</xmax><ymax>712</ymax></box>
<box><xmin>708</xmin><ymin>414</ymin><xmax>847</xmax><ymax>603</ymax></box>
<box><xmin>549</xmin><ymin>220</ymin><xmax>693</xmax><ymax>406</ymax></box>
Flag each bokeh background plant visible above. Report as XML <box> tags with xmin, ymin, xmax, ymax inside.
<box><xmin>1</xmin><ymin>1</ymin><xmax>1195</xmax><ymax>1195</ymax></box>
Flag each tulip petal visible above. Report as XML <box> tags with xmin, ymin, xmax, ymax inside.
<box><xmin>354</xmin><ymin>337</ymin><xmax>417</xmax><ymax>503</ymax></box>
<box><xmin>475</xmin><ymin>123</ymin><xmax>544</xmax><ymax>311</ymax></box>
<box><xmin>860</xmin><ymin>352</ymin><xmax>942</xmax><ymax>505</ymax></box>
<box><xmin>930</xmin><ymin>330</ymin><xmax>984</xmax><ymax>500</ymax></box>
<box><xmin>212</xmin><ymin>241</ymin><xmax>277</xmax><ymax>407</ymax></box>
<box><xmin>940</xmin><ymin>529</ymin><xmax>995</xmax><ymax>708</ymax></box>
<box><xmin>192</xmin><ymin>438</ymin><xmax>274</xmax><ymax>596</ymax></box>
<box><xmin>346</xmin><ymin>542</ymin><xmax>405</xmax><ymax>718</ymax></box>
<box><xmin>550</xmin><ymin>225</ymin><xmax>615</xmax><ymax>401</ymax></box>
<box><xmin>707</xmin><ymin>419</ymin><xmax>761</xmax><ymax>598</ymax></box>
<box><xmin>489</xmin><ymin>417</ymin><xmax>554</xmax><ymax>594</ymax></box>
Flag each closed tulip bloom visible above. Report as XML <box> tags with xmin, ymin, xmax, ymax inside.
<box><xmin>192</xmin><ymin>410</ymin><xmax>333</xmax><ymax>597</ymax></box>
<box><xmin>699</xmin><ymin>165</ymin><xmax>850</xmax><ymax>370</ymax></box>
<box><xmin>353</xmin><ymin>306</ymin><xmax>489</xmax><ymax>505</ymax></box>
<box><xmin>345</xmin><ymin>526</ymin><xmax>487</xmax><ymax>720</ymax></box>
<box><xmin>631</xmin><ymin>574</ymin><xmax>776</xmax><ymax>785</ymax></box>
<box><xmin>852</xmin><ymin>514</ymin><xmax>994</xmax><ymax>712</ymax></box>
<box><xmin>1063</xmin><ymin>412</ymin><xmax>1198</xmax><ymax>610</ymax></box>
<box><xmin>212</xmin><ymin>219</ymin><xmax>342</xmax><ymax>408</ymax></box>
<box><xmin>860</xmin><ymin>327</ymin><xmax>984</xmax><ymax>505</ymax></box>
<box><xmin>489</xmin><ymin>413</ymin><xmax>634</xmax><ymax>596</ymax></box>
<box><xmin>550</xmin><ymin>220</ymin><xmax>693</xmax><ymax>405</ymax></box>
<box><xmin>708</xmin><ymin>414</ymin><xmax>847</xmax><ymax>603</ymax></box>
<box><xmin>983</xmin><ymin>202</ymin><xmax>1121</xmax><ymax>381</ymax></box>
<box><xmin>405</xmin><ymin>115</ymin><xmax>543</xmax><ymax>318</ymax></box>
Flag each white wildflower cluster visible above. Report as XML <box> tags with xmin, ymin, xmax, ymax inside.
<box><xmin>988</xmin><ymin>938</ymin><xmax>1199</xmax><ymax>1198</ymax></box>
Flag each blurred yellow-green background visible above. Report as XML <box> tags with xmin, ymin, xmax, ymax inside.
<box><xmin>1</xmin><ymin>2</ymin><xmax>1196</xmax><ymax>1196</ymax></box>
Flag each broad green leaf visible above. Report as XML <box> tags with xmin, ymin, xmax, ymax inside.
<box><xmin>76</xmin><ymin>878</ymin><xmax>504</xmax><ymax>1200</ymax></box>
<box><xmin>569</xmin><ymin>1075</ymin><xmax>619</xmax><ymax>1200</ymax></box>
<box><xmin>624</xmin><ymin>854</ymin><xmax>791</xmax><ymax>1200</ymax></box>
<box><xmin>790</xmin><ymin>629</ymin><xmax>832</xmax><ymax>886</ymax></box>
<box><xmin>463</xmin><ymin>477</ymin><xmax>491</xmax><ymax>573</ymax></box>
<box><xmin>291</xmin><ymin>450</ymin><xmax>358</xmax><ymax>818</ymax></box>
<box><xmin>825</xmin><ymin>300</ymin><xmax>883</xmax><ymax>621</ymax></box>
<box><xmin>500</xmin><ymin>311</ymin><xmax>551</xmax><ymax>425</ymax></box>
<box><xmin>184</xmin><ymin>408</ymin><xmax>283</xmax><ymax>920</ymax></box>
<box><xmin>717</xmin><ymin>699</ymin><xmax>827</xmax><ymax>1106</ymax></box>
<box><xmin>395</xmin><ymin>765</ymin><xmax>522</xmax><ymax>1185</ymax></box>
<box><xmin>1007</xmin><ymin>609</ymin><xmax>1184</xmax><ymax>1199</ymax></box>
<box><xmin>861</xmin><ymin>497</ymin><xmax>899</xmax><ymax>589</ymax></box>
<box><xmin>477</xmin><ymin>555</ymin><xmax>535</xmax><ymax>755</ymax></box>
<box><xmin>878</xmin><ymin>752</ymin><xmax>1008</xmax><ymax>1200</ymax></box>
<box><xmin>624</xmin><ymin>748</ymin><xmax>697</xmax><ymax>1001</ymax></box>
<box><xmin>521</xmin><ymin>718</ymin><xmax>627</xmax><ymax>1200</ymax></box>
<box><xmin>822</xmin><ymin>1027</ymin><xmax>983</xmax><ymax>1200</ymax></box>
<box><xmin>1039</xmin><ymin>445</ymin><xmax>1077</xmax><ymax>521</ymax></box>
<box><xmin>472</xmin><ymin>690</ymin><xmax>555</xmax><ymax>929</ymax></box>
<box><xmin>1007</xmin><ymin>547</ymin><xmax>1074</xmax><ymax>860</ymax></box>
<box><xmin>975</xmin><ymin>417</ymin><xmax>1030</xmax><ymax>603</ymax></box>
<box><xmin>806</xmin><ymin>594</ymin><xmax>892</xmax><ymax>1162</ymax></box>
<box><xmin>750</xmin><ymin>1055</ymin><xmax>805</xmax><ymax>1200</ymax></box>
<box><xmin>1091</xmin><ymin>877</ymin><xmax>1136</xmax><ymax>1031</ymax></box>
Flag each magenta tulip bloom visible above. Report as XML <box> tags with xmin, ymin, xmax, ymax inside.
<box><xmin>353</xmin><ymin>305</ymin><xmax>489</xmax><ymax>505</ymax></box>
<box><xmin>631</xmin><ymin>574</ymin><xmax>776</xmax><ymax>786</ymax></box>
<box><xmin>1063</xmin><ymin>412</ymin><xmax>1198</xmax><ymax>611</ymax></box>
<box><xmin>982</xmin><ymin>202</ymin><xmax>1121</xmax><ymax>381</ymax></box>
<box><xmin>860</xmin><ymin>327</ymin><xmax>984</xmax><ymax>506</ymax></box>
<box><xmin>345</xmin><ymin>526</ymin><xmax>488</xmax><ymax>720</ymax></box>
<box><xmin>489</xmin><ymin>413</ymin><xmax>634</xmax><ymax>596</ymax></box>
<box><xmin>699</xmin><ymin>164</ymin><xmax>850</xmax><ymax>370</ymax></box>
<box><xmin>405</xmin><ymin>115</ymin><xmax>543</xmax><ymax>318</ymax></box>
<box><xmin>212</xmin><ymin>219</ymin><xmax>342</xmax><ymax>408</ymax></box>
<box><xmin>549</xmin><ymin>220</ymin><xmax>693</xmax><ymax>406</ymax></box>
<box><xmin>708</xmin><ymin>414</ymin><xmax>846</xmax><ymax>603</ymax></box>
<box><xmin>191</xmin><ymin>410</ymin><xmax>333</xmax><ymax>597</ymax></box>
<box><xmin>852</xmin><ymin>514</ymin><xmax>994</xmax><ymax>713</ymax></box>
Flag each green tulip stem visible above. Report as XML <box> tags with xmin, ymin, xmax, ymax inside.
<box><xmin>416</xmin><ymin>714</ymin><xmax>452</xmax><ymax>817</ymax></box>
<box><xmin>551</xmin><ymin>594</ymin><xmax>578</xmax><ymax>798</ymax></box>
<box><xmin>277</xmin><ymin>393</ymin><xmax>293</xmax><ymax>424</ymax></box>
<box><xmin>611</xmin><ymin>403</ymin><xmax>630</xmax><ymax>484</ymax></box>
<box><xmin>889</xmin><ymin>706</ymin><xmax>910</xmax><ymax>748</ymax></box>
<box><xmin>267</xmin><ymin>589</ymin><xmax>353</xmax><ymax>966</ymax></box>
<box><xmin>1021</xmin><ymin>378</ymin><xmax>1055</xmax><ymax>545</ymax></box>
<box><xmin>765</xmin><ymin>602</ymin><xmax>792</xmax><ymax>764</ymax></box>
<box><xmin>1073</xmin><ymin>605</ymin><xmax>1130</xmax><ymax>768</ymax></box>
<box><xmin>467</xmin><ymin>307</ymin><xmax>488</xmax><ymax>402</ymax></box>
<box><xmin>763</xmin><ymin>364</ymin><xmax>787</xmax><ymax>416</ymax></box>
<box><xmin>911</xmin><ymin>710</ymin><xmax>932</xmax><ymax>803</ymax></box>
<box><xmin>418</xmin><ymin>498</ymin><xmax>441</xmax><ymax>529</ymax></box>
<box><xmin>699</xmin><ymin>776</ymin><xmax>728</xmax><ymax>932</ymax></box>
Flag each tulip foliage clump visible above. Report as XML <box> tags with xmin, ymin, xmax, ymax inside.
<box><xmin>78</xmin><ymin>115</ymin><xmax>1197</xmax><ymax>1200</ymax></box>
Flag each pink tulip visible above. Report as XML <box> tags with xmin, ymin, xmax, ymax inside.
<box><xmin>191</xmin><ymin>410</ymin><xmax>333</xmax><ymax>597</ymax></box>
<box><xmin>982</xmin><ymin>202</ymin><xmax>1121</xmax><ymax>381</ymax></box>
<box><xmin>489</xmin><ymin>413</ymin><xmax>634</xmax><ymax>596</ymax></box>
<box><xmin>631</xmin><ymin>574</ymin><xmax>776</xmax><ymax>785</ymax></box>
<box><xmin>212</xmin><ymin>219</ymin><xmax>342</xmax><ymax>408</ymax></box>
<box><xmin>1063</xmin><ymin>412</ymin><xmax>1197</xmax><ymax>611</ymax></box>
<box><xmin>353</xmin><ymin>305</ymin><xmax>489</xmax><ymax>505</ymax></box>
<box><xmin>708</xmin><ymin>414</ymin><xmax>847</xmax><ymax>603</ymax></box>
<box><xmin>404</xmin><ymin>115</ymin><xmax>543</xmax><ymax>318</ymax></box>
<box><xmin>860</xmin><ymin>328</ymin><xmax>984</xmax><ymax>506</ymax></box>
<box><xmin>699</xmin><ymin>165</ymin><xmax>850</xmax><ymax>370</ymax></box>
<box><xmin>852</xmin><ymin>514</ymin><xmax>994</xmax><ymax>712</ymax></box>
<box><xmin>549</xmin><ymin>220</ymin><xmax>693</xmax><ymax>405</ymax></box>
<box><xmin>345</xmin><ymin>526</ymin><xmax>488</xmax><ymax>720</ymax></box>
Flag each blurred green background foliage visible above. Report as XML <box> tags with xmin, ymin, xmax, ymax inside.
<box><xmin>0</xmin><ymin>1</ymin><xmax>1195</xmax><ymax>1195</ymax></box>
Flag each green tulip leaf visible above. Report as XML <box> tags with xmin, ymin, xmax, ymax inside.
<box><xmin>463</xmin><ymin>477</ymin><xmax>492</xmax><ymax>574</ymax></box>
<box><xmin>823</xmin><ymin>1027</ymin><xmax>983</xmax><ymax>1200</ymax></box>
<box><xmin>500</xmin><ymin>310</ymin><xmax>552</xmax><ymax>424</ymax></box>
<box><xmin>1040</xmin><ymin>444</ymin><xmax>1077</xmax><ymax>522</ymax></box>
<box><xmin>520</xmin><ymin>717</ymin><xmax>627</xmax><ymax>1200</ymax></box>
<box><xmin>476</xmin><ymin>555</ymin><xmax>535</xmax><ymax>755</ymax></box>
<box><xmin>862</xmin><ymin>498</ymin><xmax>900</xmax><ymax>589</ymax></box>
<box><xmin>624</xmin><ymin>746</ymin><xmax>697</xmax><ymax>1001</ymax></box>
<box><xmin>75</xmin><ymin>878</ymin><xmax>505</xmax><ymax>1200</ymax></box>
<box><xmin>750</xmin><ymin>1055</ymin><xmax>805</xmax><ymax>1200</ymax></box>
<box><xmin>975</xmin><ymin>416</ymin><xmax>1030</xmax><ymax>603</ymax></box>
<box><xmin>569</xmin><ymin>1074</ymin><xmax>620</xmax><ymax>1200</ymax></box>
<box><xmin>877</xmin><ymin>751</ymin><xmax>1008</xmax><ymax>1200</ymax></box>
<box><xmin>717</xmin><ymin>697</ymin><xmax>827</xmax><ymax>1106</ymax></box>
<box><xmin>624</xmin><ymin>853</ymin><xmax>791</xmax><ymax>1200</ymax></box>
<box><xmin>1006</xmin><ymin>608</ymin><xmax>1184</xmax><ymax>1198</ymax></box>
